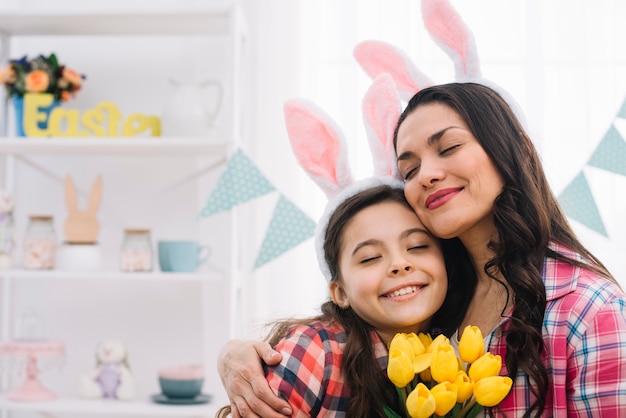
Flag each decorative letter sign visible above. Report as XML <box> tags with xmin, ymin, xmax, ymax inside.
<box><xmin>22</xmin><ymin>93</ymin><xmax>161</xmax><ymax>137</ymax></box>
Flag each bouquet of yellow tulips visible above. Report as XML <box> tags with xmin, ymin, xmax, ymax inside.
<box><xmin>385</xmin><ymin>326</ymin><xmax>513</xmax><ymax>418</ymax></box>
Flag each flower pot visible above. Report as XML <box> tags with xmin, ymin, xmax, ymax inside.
<box><xmin>12</xmin><ymin>94</ymin><xmax>60</xmax><ymax>137</ymax></box>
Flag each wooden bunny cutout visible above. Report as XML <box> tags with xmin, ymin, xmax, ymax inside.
<box><xmin>64</xmin><ymin>174</ymin><xmax>102</xmax><ymax>244</ymax></box>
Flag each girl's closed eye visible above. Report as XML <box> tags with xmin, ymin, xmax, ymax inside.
<box><xmin>360</xmin><ymin>254</ymin><xmax>381</xmax><ymax>264</ymax></box>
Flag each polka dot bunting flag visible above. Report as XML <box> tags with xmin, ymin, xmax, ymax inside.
<box><xmin>199</xmin><ymin>149</ymin><xmax>276</xmax><ymax>218</ymax></box>
<box><xmin>253</xmin><ymin>195</ymin><xmax>316</xmax><ymax>269</ymax></box>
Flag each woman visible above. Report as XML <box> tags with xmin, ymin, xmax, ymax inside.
<box><xmin>218</xmin><ymin>83</ymin><xmax>626</xmax><ymax>417</ymax></box>
<box><xmin>217</xmin><ymin>184</ymin><xmax>455</xmax><ymax>417</ymax></box>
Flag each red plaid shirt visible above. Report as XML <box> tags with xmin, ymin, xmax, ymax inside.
<box><xmin>265</xmin><ymin>319</ymin><xmax>388</xmax><ymax>417</ymax></box>
<box><xmin>489</xmin><ymin>244</ymin><xmax>626</xmax><ymax>417</ymax></box>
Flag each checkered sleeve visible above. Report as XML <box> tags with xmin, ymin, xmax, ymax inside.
<box><xmin>566</xmin><ymin>282</ymin><xmax>626</xmax><ymax>416</ymax></box>
<box><xmin>265</xmin><ymin>322</ymin><xmax>347</xmax><ymax>417</ymax></box>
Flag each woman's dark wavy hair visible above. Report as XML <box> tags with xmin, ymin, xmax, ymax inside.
<box><xmin>264</xmin><ymin>184</ymin><xmax>474</xmax><ymax>417</ymax></box>
<box><xmin>392</xmin><ymin>82</ymin><xmax>616</xmax><ymax>417</ymax></box>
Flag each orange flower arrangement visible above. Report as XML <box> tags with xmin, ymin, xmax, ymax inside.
<box><xmin>0</xmin><ymin>53</ymin><xmax>85</xmax><ymax>102</ymax></box>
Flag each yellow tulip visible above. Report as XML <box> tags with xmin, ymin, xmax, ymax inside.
<box><xmin>430</xmin><ymin>382</ymin><xmax>458</xmax><ymax>416</ymax></box>
<box><xmin>430</xmin><ymin>344</ymin><xmax>458</xmax><ymax>383</ymax></box>
<box><xmin>418</xmin><ymin>332</ymin><xmax>433</xmax><ymax>350</ymax></box>
<box><xmin>427</xmin><ymin>334</ymin><xmax>450</xmax><ymax>353</ymax></box>
<box><xmin>419</xmin><ymin>367</ymin><xmax>432</xmax><ymax>383</ymax></box>
<box><xmin>458</xmin><ymin>325</ymin><xmax>485</xmax><ymax>364</ymax></box>
<box><xmin>389</xmin><ymin>333</ymin><xmax>414</xmax><ymax>357</ymax></box>
<box><xmin>468</xmin><ymin>353</ymin><xmax>502</xmax><ymax>382</ymax></box>
<box><xmin>407</xmin><ymin>332</ymin><xmax>426</xmax><ymax>356</ymax></box>
<box><xmin>453</xmin><ymin>370</ymin><xmax>474</xmax><ymax>403</ymax></box>
<box><xmin>388</xmin><ymin>348</ymin><xmax>415</xmax><ymax>387</ymax></box>
<box><xmin>406</xmin><ymin>383</ymin><xmax>436</xmax><ymax>418</ymax></box>
<box><xmin>473</xmin><ymin>376</ymin><xmax>513</xmax><ymax>407</ymax></box>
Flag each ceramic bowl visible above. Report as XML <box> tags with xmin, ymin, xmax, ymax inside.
<box><xmin>158</xmin><ymin>365</ymin><xmax>204</xmax><ymax>399</ymax></box>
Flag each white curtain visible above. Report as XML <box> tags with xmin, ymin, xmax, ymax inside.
<box><xmin>238</xmin><ymin>0</ymin><xmax>626</xmax><ymax>337</ymax></box>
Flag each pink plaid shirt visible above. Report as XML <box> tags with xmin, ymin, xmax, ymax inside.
<box><xmin>489</xmin><ymin>244</ymin><xmax>626</xmax><ymax>417</ymax></box>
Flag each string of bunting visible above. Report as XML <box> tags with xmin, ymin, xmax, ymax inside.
<box><xmin>557</xmin><ymin>96</ymin><xmax>626</xmax><ymax>237</ymax></box>
<box><xmin>198</xmin><ymin>148</ymin><xmax>316</xmax><ymax>269</ymax></box>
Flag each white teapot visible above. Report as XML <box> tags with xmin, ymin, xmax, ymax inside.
<box><xmin>161</xmin><ymin>79</ymin><xmax>223</xmax><ymax>137</ymax></box>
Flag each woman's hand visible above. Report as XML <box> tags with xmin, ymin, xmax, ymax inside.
<box><xmin>217</xmin><ymin>339</ymin><xmax>292</xmax><ymax>417</ymax></box>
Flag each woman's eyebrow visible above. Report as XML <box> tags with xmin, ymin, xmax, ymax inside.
<box><xmin>396</xmin><ymin>126</ymin><xmax>460</xmax><ymax>161</ymax></box>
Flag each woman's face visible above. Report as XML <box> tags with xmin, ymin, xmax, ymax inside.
<box><xmin>395</xmin><ymin>102</ymin><xmax>504</xmax><ymax>241</ymax></box>
<box><xmin>330</xmin><ymin>200</ymin><xmax>447</xmax><ymax>344</ymax></box>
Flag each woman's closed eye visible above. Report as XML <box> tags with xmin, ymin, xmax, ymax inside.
<box><xmin>440</xmin><ymin>144</ymin><xmax>460</xmax><ymax>155</ymax></box>
<box><xmin>403</xmin><ymin>166</ymin><xmax>419</xmax><ymax>182</ymax></box>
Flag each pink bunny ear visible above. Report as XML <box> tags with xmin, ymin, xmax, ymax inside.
<box><xmin>354</xmin><ymin>40</ymin><xmax>433</xmax><ymax>102</ymax></box>
<box><xmin>284</xmin><ymin>98</ymin><xmax>354</xmax><ymax>199</ymax></box>
<box><xmin>422</xmin><ymin>0</ymin><xmax>481</xmax><ymax>80</ymax></box>
<box><xmin>362</xmin><ymin>73</ymin><xmax>403</xmax><ymax>180</ymax></box>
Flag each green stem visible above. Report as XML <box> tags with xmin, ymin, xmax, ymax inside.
<box><xmin>458</xmin><ymin>398</ymin><xmax>477</xmax><ymax>417</ymax></box>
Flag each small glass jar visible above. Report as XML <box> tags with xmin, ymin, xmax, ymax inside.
<box><xmin>120</xmin><ymin>228</ymin><xmax>153</xmax><ymax>272</ymax></box>
<box><xmin>23</xmin><ymin>215</ymin><xmax>56</xmax><ymax>270</ymax></box>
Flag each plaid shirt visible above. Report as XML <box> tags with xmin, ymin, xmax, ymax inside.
<box><xmin>489</xmin><ymin>243</ymin><xmax>626</xmax><ymax>417</ymax></box>
<box><xmin>265</xmin><ymin>319</ymin><xmax>388</xmax><ymax>417</ymax></box>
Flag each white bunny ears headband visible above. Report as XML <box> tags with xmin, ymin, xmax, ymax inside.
<box><xmin>353</xmin><ymin>0</ymin><xmax>527</xmax><ymax>128</ymax></box>
<box><xmin>284</xmin><ymin>73</ymin><xmax>403</xmax><ymax>282</ymax></box>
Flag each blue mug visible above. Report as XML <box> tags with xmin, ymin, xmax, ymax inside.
<box><xmin>157</xmin><ymin>241</ymin><xmax>211</xmax><ymax>273</ymax></box>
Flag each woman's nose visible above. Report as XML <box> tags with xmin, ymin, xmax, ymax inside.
<box><xmin>417</xmin><ymin>159</ymin><xmax>444</xmax><ymax>188</ymax></box>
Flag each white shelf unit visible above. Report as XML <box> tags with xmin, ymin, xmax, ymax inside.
<box><xmin>0</xmin><ymin>2</ymin><xmax>247</xmax><ymax>416</ymax></box>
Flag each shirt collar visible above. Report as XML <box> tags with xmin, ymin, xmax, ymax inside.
<box><xmin>543</xmin><ymin>242</ymin><xmax>581</xmax><ymax>301</ymax></box>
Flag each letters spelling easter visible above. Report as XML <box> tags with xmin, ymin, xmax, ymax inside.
<box><xmin>23</xmin><ymin>93</ymin><xmax>161</xmax><ymax>137</ymax></box>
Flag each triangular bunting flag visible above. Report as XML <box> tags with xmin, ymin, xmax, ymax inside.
<box><xmin>618</xmin><ymin>96</ymin><xmax>626</xmax><ymax>119</ymax></box>
<box><xmin>587</xmin><ymin>124</ymin><xmax>626</xmax><ymax>176</ymax></box>
<box><xmin>253</xmin><ymin>194</ymin><xmax>316</xmax><ymax>269</ymax></box>
<box><xmin>199</xmin><ymin>149</ymin><xmax>276</xmax><ymax>218</ymax></box>
<box><xmin>558</xmin><ymin>171</ymin><xmax>608</xmax><ymax>237</ymax></box>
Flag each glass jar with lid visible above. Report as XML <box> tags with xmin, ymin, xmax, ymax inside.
<box><xmin>23</xmin><ymin>215</ymin><xmax>56</xmax><ymax>270</ymax></box>
<box><xmin>120</xmin><ymin>228</ymin><xmax>153</xmax><ymax>272</ymax></box>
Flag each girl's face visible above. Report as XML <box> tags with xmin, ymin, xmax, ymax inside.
<box><xmin>330</xmin><ymin>200</ymin><xmax>447</xmax><ymax>344</ymax></box>
<box><xmin>395</xmin><ymin>102</ymin><xmax>504</xmax><ymax>242</ymax></box>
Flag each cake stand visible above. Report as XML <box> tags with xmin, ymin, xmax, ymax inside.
<box><xmin>0</xmin><ymin>340</ymin><xmax>65</xmax><ymax>401</ymax></box>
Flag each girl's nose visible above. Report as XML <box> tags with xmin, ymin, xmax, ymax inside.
<box><xmin>390</xmin><ymin>259</ymin><xmax>414</xmax><ymax>276</ymax></box>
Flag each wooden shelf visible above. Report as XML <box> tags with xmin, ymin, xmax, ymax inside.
<box><xmin>0</xmin><ymin>396</ymin><xmax>223</xmax><ymax>417</ymax></box>
<box><xmin>0</xmin><ymin>137</ymin><xmax>228</xmax><ymax>156</ymax></box>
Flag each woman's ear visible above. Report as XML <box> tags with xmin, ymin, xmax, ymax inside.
<box><xmin>329</xmin><ymin>282</ymin><xmax>350</xmax><ymax>309</ymax></box>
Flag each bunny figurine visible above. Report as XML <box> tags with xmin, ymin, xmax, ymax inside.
<box><xmin>79</xmin><ymin>339</ymin><xmax>136</xmax><ymax>400</ymax></box>
<box><xmin>0</xmin><ymin>190</ymin><xmax>16</xmax><ymax>269</ymax></box>
<box><xmin>64</xmin><ymin>174</ymin><xmax>102</xmax><ymax>244</ymax></box>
